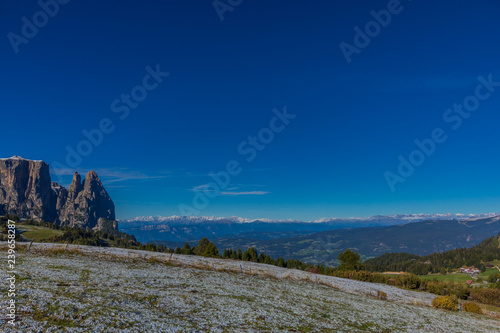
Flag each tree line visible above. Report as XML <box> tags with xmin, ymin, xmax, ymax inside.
<box><xmin>364</xmin><ymin>232</ymin><xmax>500</xmax><ymax>275</ymax></box>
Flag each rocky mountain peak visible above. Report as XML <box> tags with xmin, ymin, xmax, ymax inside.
<box><xmin>64</xmin><ymin>170</ymin><xmax>116</xmax><ymax>229</ymax></box>
<box><xmin>86</xmin><ymin>170</ymin><xmax>98</xmax><ymax>180</ymax></box>
<box><xmin>82</xmin><ymin>171</ymin><xmax>102</xmax><ymax>191</ymax></box>
<box><xmin>69</xmin><ymin>172</ymin><xmax>82</xmax><ymax>195</ymax></box>
<box><xmin>0</xmin><ymin>157</ymin><xmax>116</xmax><ymax>231</ymax></box>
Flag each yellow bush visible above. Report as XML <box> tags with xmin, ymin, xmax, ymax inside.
<box><xmin>377</xmin><ymin>291</ymin><xmax>387</xmax><ymax>300</ymax></box>
<box><xmin>462</xmin><ymin>302</ymin><xmax>482</xmax><ymax>314</ymax></box>
<box><xmin>432</xmin><ymin>296</ymin><xmax>458</xmax><ymax>311</ymax></box>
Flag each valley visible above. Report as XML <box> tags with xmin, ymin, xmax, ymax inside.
<box><xmin>136</xmin><ymin>215</ymin><xmax>500</xmax><ymax>266</ymax></box>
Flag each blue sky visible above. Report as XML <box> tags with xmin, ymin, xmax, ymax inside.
<box><xmin>2</xmin><ymin>0</ymin><xmax>500</xmax><ymax>220</ymax></box>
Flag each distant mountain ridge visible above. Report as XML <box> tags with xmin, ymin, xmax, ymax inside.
<box><xmin>140</xmin><ymin>215</ymin><xmax>500</xmax><ymax>267</ymax></box>
<box><xmin>206</xmin><ymin>215</ymin><xmax>500</xmax><ymax>266</ymax></box>
<box><xmin>121</xmin><ymin>215</ymin><xmax>301</xmax><ymax>224</ymax></box>
<box><xmin>119</xmin><ymin>213</ymin><xmax>497</xmax><ymax>244</ymax></box>
<box><xmin>121</xmin><ymin>213</ymin><xmax>495</xmax><ymax>225</ymax></box>
<box><xmin>0</xmin><ymin>156</ymin><xmax>116</xmax><ymax>231</ymax></box>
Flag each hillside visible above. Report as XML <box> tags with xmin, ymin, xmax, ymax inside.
<box><xmin>364</xmin><ymin>232</ymin><xmax>500</xmax><ymax>274</ymax></box>
<box><xmin>2</xmin><ymin>243</ymin><xmax>500</xmax><ymax>332</ymax></box>
<box><xmin>0</xmin><ymin>216</ymin><xmax>146</xmax><ymax>250</ymax></box>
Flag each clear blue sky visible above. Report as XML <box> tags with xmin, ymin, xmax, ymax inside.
<box><xmin>2</xmin><ymin>0</ymin><xmax>500</xmax><ymax>220</ymax></box>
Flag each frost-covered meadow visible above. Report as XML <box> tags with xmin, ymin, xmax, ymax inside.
<box><xmin>1</xmin><ymin>244</ymin><xmax>499</xmax><ymax>332</ymax></box>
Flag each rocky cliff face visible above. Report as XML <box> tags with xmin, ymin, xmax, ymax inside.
<box><xmin>59</xmin><ymin>170</ymin><xmax>115</xmax><ymax>229</ymax></box>
<box><xmin>0</xmin><ymin>156</ymin><xmax>116</xmax><ymax>230</ymax></box>
<box><xmin>0</xmin><ymin>156</ymin><xmax>55</xmax><ymax>222</ymax></box>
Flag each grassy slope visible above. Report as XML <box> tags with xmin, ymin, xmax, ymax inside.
<box><xmin>17</xmin><ymin>224</ymin><xmax>64</xmax><ymax>242</ymax></box>
<box><xmin>419</xmin><ymin>273</ymin><xmax>472</xmax><ymax>284</ymax></box>
<box><xmin>482</xmin><ymin>267</ymin><xmax>500</xmax><ymax>276</ymax></box>
<box><xmin>14</xmin><ymin>222</ymin><xmax>137</xmax><ymax>248</ymax></box>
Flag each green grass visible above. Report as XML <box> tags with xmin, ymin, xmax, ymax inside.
<box><xmin>382</xmin><ymin>274</ymin><xmax>405</xmax><ymax>277</ymax></box>
<box><xmin>481</xmin><ymin>268</ymin><xmax>500</xmax><ymax>277</ymax></box>
<box><xmin>419</xmin><ymin>273</ymin><xmax>471</xmax><ymax>284</ymax></box>
<box><xmin>17</xmin><ymin>224</ymin><xmax>64</xmax><ymax>242</ymax></box>
<box><xmin>419</xmin><ymin>267</ymin><xmax>500</xmax><ymax>284</ymax></box>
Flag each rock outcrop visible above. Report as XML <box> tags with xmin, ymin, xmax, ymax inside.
<box><xmin>59</xmin><ymin>170</ymin><xmax>115</xmax><ymax>229</ymax></box>
<box><xmin>0</xmin><ymin>156</ymin><xmax>116</xmax><ymax>230</ymax></box>
<box><xmin>0</xmin><ymin>156</ymin><xmax>55</xmax><ymax>222</ymax></box>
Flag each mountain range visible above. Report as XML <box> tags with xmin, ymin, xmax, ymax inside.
<box><xmin>211</xmin><ymin>215</ymin><xmax>500</xmax><ymax>266</ymax></box>
<box><xmin>121</xmin><ymin>213</ymin><xmax>495</xmax><ymax>225</ymax></box>
<box><xmin>119</xmin><ymin>213</ymin><xmax>497</xmax><ymax>243</ymax></box>
<box><xmin>119</xmin><ymin>214</ymin><xmax>500</xmax><ymax>266</ymax></box>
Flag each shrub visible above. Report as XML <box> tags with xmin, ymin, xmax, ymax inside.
<box><xmin>372</xmin><ymin>273</ymin><xmax>389</xmax><ymax>284</ymax></box>
<box><xmin>305</xmin><ymin>266</ymin><xmax>321</xmax><ymax>274</ymax></box>
<box><xmin>487</xmin><ymin>273</ymin><xmax>500</xmax><ymax>283</ymax></box>
<box><xmin>396</xmin><ymin>274</ymin><xmax>421</xmax><ymax>289</ymax></box>
<box><xmin>462</xmin><ymin>302</ymin><xmax>482</xmax><ymax>314</ymax></box>
<box><xmin>469</xmin><ymin>288</ymin><xmax>500</xmax><ymax>307</ymax></box>
<box><xmin>377</xmin><ymin>290</ymin><xmax>387</xmax><ymax>300</ymax></box>
<box><xmin>451</xmin><ymin>285</ymin><xmax>471</xmax><ymax>300</ymax></box>
<box><xmin>387</xmin><ymin>278</ymin><xmax>397</xmax><ymax>286</ymax></box>
<box><xmin>426</xmin><ymin>281</ymin><xmax>447</xmax><ymax>295</ymax></box>
<box><xmin>351</xmin><ymin>270</ymin><xmax>374</xmax><ymax>282</ymax></box>
<box><xmin>432</xmin><ymin>296</ymin><xmax>458</xmax><ymax>311</ymax></box>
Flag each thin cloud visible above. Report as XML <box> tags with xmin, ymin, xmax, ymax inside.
<box><xmin>220</xmin><ymin>191</ymin><xmax>269</xmax><ymax>196</ymax></box>
<box><xmin>50</xmin><ymin>167</ymin><xmax>165</xmax><ymax>184</ymax></box>
<box><xmin>190</xmin><ymin>184</ymin><xmax>214</xmax><ymax>192</ymax></box>
<box><xmin>189</xmin><ymin>184</ymin><xmax>269</xmax><ymax>196</ymax></box>
<box><xmin>94</xmin><ymin>169</ymin><xmax>164</xmax><ymax>184</ymax></box>
<box><xmin>155</xmin><ymin>169</ymin><xmax>209</xmax><ymax>178</ymax></box>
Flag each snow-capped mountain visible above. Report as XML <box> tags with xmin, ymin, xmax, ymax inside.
<box><xmin>121</xmin><ymin>213</ymin><xmax>497</xmax><ymax>225</ymax></box>
<box><xmin>118</xmin><ymin>213</ymin><xmax>498</xmax><ymax>244</ymax></box>
<box><xmin>0</xmin><ymin>155</ymin><xmax>43</xmax><ymax>162</ymax></box>
<box><xmin>310</xmin><ymin>213</ymin><xmax>497</xmax><ymax>223</ymax></box>
<box><xmin>120</xmin><ymin>215</ymin><xmax>301</xmax><ymax>225</ymax></box>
